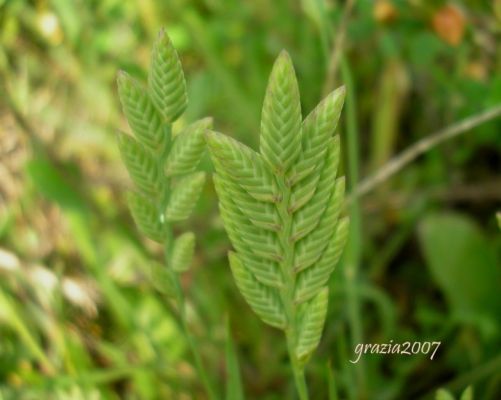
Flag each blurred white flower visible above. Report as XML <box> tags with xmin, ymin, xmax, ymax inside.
<box><xmin>0</xmin><ymin>248</ymin><xmax>20</xmax><ymax>272</ymax></box>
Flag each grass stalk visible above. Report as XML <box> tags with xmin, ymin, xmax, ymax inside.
<box><xmin>349</xmin><ymin>104</ymin><xmax>501</xmax><ymax>202</ymax></box>
<box><xmin>286</xmin><ymin>331</ymin><xmax>309</xmax><ymax>400</ymax></box>
<box><xmin>0</xmin><ymin>289</ymin><xmax>55</xmax><ymax>374</ymax></box>
<box><xmin>173</xmin><ymin>278</ymin><xmax>219</xmax><ymax>400</ymax></box>
<box><xmin>340</xmin><ymin>55</ymin><xmax>365</xmax><ymax>397</ymax></box>
<box><xmin>160</xmin><ymin>180</ymin><xmax>218</xmax><ymax>400</ymax></box>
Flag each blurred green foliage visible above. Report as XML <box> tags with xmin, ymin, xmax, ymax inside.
<box><xmin>0</xmin><ymin>0</ymin><xmax>500</xmax><ymax>399</ymax></box>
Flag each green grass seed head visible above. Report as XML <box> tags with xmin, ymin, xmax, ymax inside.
<box><xmin>117</xmin><ymin>28</ymin><xmax>208</xmax><ymax>267</ymax></box>
<box><xmin>207</xmin><ymin>50</ymin><xmax>349</xmax><ymax>363</ymax></box>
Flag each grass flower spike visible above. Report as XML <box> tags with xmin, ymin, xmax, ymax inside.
<box><xmin>117</xmin><ymin>29</ymin><xmax>208</xmax><ymax>261</ymax></box>
<box><xmin>116</xmin><ymin>29</ymin><xmax>217</xmax><ymax>399</ymax></box>
<box><xmin>206</xmin><ymin>50</ymin><xmax>349</xmax><ymax>399</ymax></box>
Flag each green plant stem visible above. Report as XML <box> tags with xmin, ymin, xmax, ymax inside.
<box><xmin>322</xmin><ymin>0</ymin><xmax>356</xmax><ymax>95</ymax></box>
<box><xmin>286</xmin><ymin>332</ymin><xmax>309</xmax><ymax>400</ymax></box>
<box><xmin>349</xmin><ymin>104</ymin><xmax>501</xmax><ymax>203</ymax></box>
<box><xmin>326</xmin><ymin>360</ymin><xmax>339</xmax><ymax>400</ymax></box>
<box><xmin>0</xmin><ymin>289</ymin><xmax>55</xmax><ymax>374</ymax></box>
<box><xmin>340</xmin><ymin>55</ymin><xmax>365</xmax><ymax>398</ymax></box>
<box><xmin>173</xmin><ymin>278</ymin><xmax>219</xmax><ymax>400</ymax></box>
<box><xmin>159</xmin><ymin>176</ymin><xmax>218</xmax><ymax>400</ymax></box>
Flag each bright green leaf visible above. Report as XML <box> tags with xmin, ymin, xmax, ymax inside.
<box><xmin>225</xmin><ymin>317</ymin><xmax>245</xmax><ymax>400</ymax></box>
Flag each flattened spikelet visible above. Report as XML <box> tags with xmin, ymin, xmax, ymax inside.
<box><xmin>149</xmin><ymin>29</ymin><xmax>187</xmax><ymax>122</ymax></box>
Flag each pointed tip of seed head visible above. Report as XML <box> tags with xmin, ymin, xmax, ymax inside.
<box><xmin>318</xmin><ymin>85</ymin><xmax>346</xmax><ymax>112</ymax></box>
<box><xmin>204</xmin><ymin>130</ymin><xmax>221</xmax><ymax>149</ymax></box>
<box><xmin>278</xmin><ymin>49</ymin><xmax>290</xmax><ymax>59</ymax></box>
<box><xmin>329</xmin><ymin>85</ymin><xmax>346</xmax><ymax>101</ymax></box>
<box><xmin>275</xmin><ymin>49</ymin><xmax>293</xmax><ymax>71</ymax></box>
<box><xmin>199</xmin><ymin>116</ymin><xmax>214</xmax><ymax>129</ymax></box>
<box><xmin>116</xmin><ymin>70</ymin><xmax>128</xmax><ymax>85</ymax></box>
<box><xmin>157</xmin><ymin>27</ymin><xmax>166</xmax><ymax>40</ymax></box>
<box><xmin>155</xmin><ymin>27</ymin><xmax>173</xmax><ymax>47</ymax></box>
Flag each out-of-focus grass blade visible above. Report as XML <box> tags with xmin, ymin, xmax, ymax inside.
<box><xmin>370</xmin><ymin>59</ymin><xmax>409</xmax><ymax>170</ymax></box>
<box><xmin>460</xmin><ymin>386</ymin><xmax>473</xmax><ymax>400</ymax></box>
<box><xmin>51</xmin><ymin>0</ymin><xmax>81</xmax><ymax>45</ymax></box>
<box><xmin>326</xmin><ymin>360</ymin><xmax>338</xmax><ymax>400</ymax></box>
<box><xmin>26</xmin><ymin>158</ymin><xmax>132</xmax><ymax>330</ymax></box>
<box><xmin>436</xmin><ymin>388</ymin><xmax>455</xmax><ymax>400</ymax></box>
<box><xmin>26</xmin><ymin>158</ymin><xmax>88</xmax><ymax>212</ymax></box>
<box><xmin>300</xmin><ymin>0</ymin><xmax>330</xmax><ymax>58</ymax></box>
<box><xmin>0</xmin><ymin>287</ymin><xmax>54</xmax><ymax>373</ymax></box>
<box><xmin>225</xmin><ymin>316</ymin><xmax>245</xmax><ymax>400</ymax></box>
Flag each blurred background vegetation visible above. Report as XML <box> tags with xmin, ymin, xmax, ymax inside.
<box><xmin>0</xmin><ymin>0</ymin><xmax>500</xmax><ymax>399</ymax></box>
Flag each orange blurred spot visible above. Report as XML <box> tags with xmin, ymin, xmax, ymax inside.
<box><xmin>374</xmin><ymin>0</ymin><xmax>398</xmax><ymax>24</ymax></box>
<box><xmin>432</xmin><ymin>4</ymin><xmax>466</xmax><ymax>46</ymax></box>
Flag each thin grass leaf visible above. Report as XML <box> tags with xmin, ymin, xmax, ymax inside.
<box><xmin>225</xmin><ymin>317</ymin><xmax>245</xmax><ymax>400</ymax></box>
<box><xmin>149</xmin><ymin>29</ymin><xmax>187</xmax><ymax>122</ymax></box>
<box><xmin>165</xmin><ymin>172</ymin><xmax>206</xmax><ymax>222</ymax></box>
<box><xmin>117</xmin><ymin>132</ymin><xmax>161</xmax><ymax>195</ymax></box>
<box><xmin>460</xmin><ymin>386</ymin><xmax>473</xmax><ymax>400</ymax></box>
<box><xmin>117</xmin><ymin>71</ymin><xmax>167</xmax><ymax>152</ymax></box>
<box><xmin>127</xmin><ymin>191</ymin><xmax>164</xmax><ymax>242</ymax></box>
<box><xmin>164</xmin><ymin>118</ymin><xmax>212</xmax><ymax>176</ymax></box>
<box><xmin>326</xmin><ymin>361</ymin><xmax>339</xmax><ymax>400</ymax></box>
<box><xmin>296</xmin><ymin>288</ymin><xmax>328</xmax><ymax>360</ymax></box>
<box><xmin>436</xmin><ymin>389</ymin><xmax>456</xmax><ymax>400</ymax></box>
